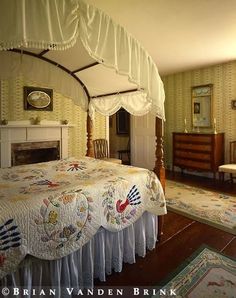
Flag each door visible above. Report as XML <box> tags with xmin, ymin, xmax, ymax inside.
<box><xmin>130</xmin><ymin>113</ymin><xmax>156</xmax><ymax>170</ymax></box>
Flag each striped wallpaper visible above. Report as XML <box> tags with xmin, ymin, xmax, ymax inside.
<box><xmin>0</xmin><ymin>75</ymin><xmax>106</xmax><ymax>158</ymax></box>
<box><xmin>162</xmin><ymin>61</ymin><xmax>236</xmax><ymax>170</ymax></box>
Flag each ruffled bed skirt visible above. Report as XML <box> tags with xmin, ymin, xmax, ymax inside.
<box><xmin>1</xmin><ymin>212</ymin><xmax>158</xmax><ymax>291</ymax></box>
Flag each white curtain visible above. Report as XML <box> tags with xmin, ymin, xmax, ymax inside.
<box><xmin>79</xmin><ymin>0</ymin><xmax>165</xmax><ymax>120</ymax></box>
<box><xmin>0</xmin><ymin>51</ymin><xmax>88</xmax><ymax>111</ymax></box>
<box><xmin>0</xmin><ymin>0</ymin><xmax>79</xmax><ymax>50</ymax></box>
<box><xmin>89</xmin><ymin>91</ymin><xmax>152</xmax><ymax>119</ymax></box>
<box><xmin>0</xmin><ymin>0</ymin><xmax>165</xmax><ymax>120</ymax></box>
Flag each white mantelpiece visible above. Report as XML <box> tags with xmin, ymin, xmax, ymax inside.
<box><xmin>0</xmin><ymin>121</ymin><xmax>73</xmax><ymax>168</ymax></box>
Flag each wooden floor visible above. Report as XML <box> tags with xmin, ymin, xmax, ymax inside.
<box><xmin>95</xmin><ymin>171</ymin><xmax>236</xmax><ymax>287</ymax></box>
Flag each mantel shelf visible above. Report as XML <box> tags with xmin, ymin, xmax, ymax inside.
<box><xmin>174</xmin><ymin>131</ymin><xmax>222</xmax><ymax>135</ymax></box>
<box><xmin>0</xmin><ymin>124</ymin><xmax>74</xmax><ymax>128</ymax></box>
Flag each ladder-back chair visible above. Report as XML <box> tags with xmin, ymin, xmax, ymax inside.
<box><xmin>93</xmin><ymin>139</ymin><xmax>122</xmax><ymax>164</ymax></box>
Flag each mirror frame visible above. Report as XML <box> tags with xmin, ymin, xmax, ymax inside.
<box><xmin>191</xmin><ymin>84</ymin><xmax>213</xmax><ymax>128</ymax></box>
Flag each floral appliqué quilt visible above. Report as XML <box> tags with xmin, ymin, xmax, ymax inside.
<box><xmin>0</xmin><ymin>157</ymin><xmax>166</xmax><ymax>279</ymax></box>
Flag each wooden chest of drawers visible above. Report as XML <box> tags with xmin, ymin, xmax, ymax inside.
<box><xmin>172</xmin><ymin>133</ymin><xmax>224</xmax><ymax>178</ymax></box>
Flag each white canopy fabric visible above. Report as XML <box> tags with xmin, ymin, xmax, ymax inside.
<box><xmin>0</xmin><ymin>0</ymin><xmax>79</xmax><ymax>51</ymax></box>
<box><xmin>89</xmin><ymin>91</ymin><xmax>152</xmax><ymax>119</ymax></box>
<box><xmin>0</xmin><ymin>51</ymin><xmax>88</xmax><ymax>111</ymax></box>
<box><xmin>0</xmin><ymin>0</ymin><xmax>165</xmax><ymax>120</ymax></box>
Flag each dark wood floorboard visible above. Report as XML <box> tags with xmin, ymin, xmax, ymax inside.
<box><xmin>161</xmin><ymin>211</ymin><xmax>194</xmax><ymax>242</ymax></box>
<box><xmin>95</xmin><ymin>171</ymin><xmax>236</xmax><ymax>287</ymax></box>
<box><xmin>222</xmin><ymin>237</ymin><xmax>236</xmax><ymax>258</ymax></box>
<box><xmin>96</xmin><ymin>214</ymin><xmax>234</xmax><ymax>286</ymax></box>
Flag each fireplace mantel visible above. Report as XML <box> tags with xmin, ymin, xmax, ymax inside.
<box><xmin>0</xmin><ymin>124</ymin><xmax>72</xmax><ymax>128</ymax></box>
<box><xmin>0</xmin><ymin>121</ymin><xmax>74</xmax><ymax>168</ymax></box>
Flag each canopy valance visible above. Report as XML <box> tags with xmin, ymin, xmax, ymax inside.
<box><xmin>89</xmin><ymin>91</ymin><xmax>152</xmax><ymax>119</ymax></box>
<box><xmin>0</xmin><ymin>0</ymin><xmax>165</xmax><ymax>120</ymax></box>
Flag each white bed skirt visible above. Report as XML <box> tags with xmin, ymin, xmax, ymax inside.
<box><xmin>1</xmin><ymin>212</ymin><xmax>158</xmax><ymax>291</ymax></box>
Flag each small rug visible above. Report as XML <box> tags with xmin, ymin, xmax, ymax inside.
<box><xmin>153</xmin><ymin>247</ymin><xmax>236</xmax><ymax>298</ymax></box>
<box><xmin>165</xmin><ymin>180</ymin><xmax>236</xmax><ymax>235</ymax></box>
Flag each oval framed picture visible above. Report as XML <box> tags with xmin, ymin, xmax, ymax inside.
<box><xmin>27</xmin><ymin>91</ymin><xmax>51</xmax><ymax>109</ymax></box>
<box><xmin>24</xmin><ymin>86</ymin><xmax>53</xmax><ymax>111</ymax></box>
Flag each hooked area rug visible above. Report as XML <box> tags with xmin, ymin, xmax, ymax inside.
<box><xmin>153</xmin><ymin>247</ymin><xmax>236</xmax><ymax>298</ymax></box>
<box><xmin>165</xmin><ymin>180</ymin><xmax>236</xmax><ymax>235</ymax></box>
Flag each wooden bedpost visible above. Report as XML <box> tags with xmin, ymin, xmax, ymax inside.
<box><xmin>86</xmin><ymin>112</ymin><xmax>94</xmax><ymax>157</ymax></box>
<box><xmin>153</xmin><ymin>117</ymin><xmax>165</xmax><ymax>241</ymax></box>
<box><xmin>154</xmin><ymin>117</ymin><xmax>165</xmax><ymax>189</ymax></box>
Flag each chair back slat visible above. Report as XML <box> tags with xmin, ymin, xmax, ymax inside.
<box><xmin>93</xmin><ymin>139</ymin><xmax>109</xmax><ymax>159</ymax></box>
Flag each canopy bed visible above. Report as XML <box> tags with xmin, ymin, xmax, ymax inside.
<box><xmin>0</xmin><ymin>0</ymin><xmax>166</xmax><ymax>291</ymax></box>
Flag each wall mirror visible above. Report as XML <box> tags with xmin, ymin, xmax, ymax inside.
<box><xmin>192</xmin><ymin>84</ymin><xmax>213</xmax><ymax>128</ymax></box>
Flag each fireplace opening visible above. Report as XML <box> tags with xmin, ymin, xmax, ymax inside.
<box><xmin>11</xmin><ymin>141</ymin><xmax>60</xmax><ymax>166</ymax></box>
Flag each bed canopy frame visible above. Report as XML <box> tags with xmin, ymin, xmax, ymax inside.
<box><xmin>0</xmin><ymin>0</ymin><xmax>166</xmax><ymax>191</ymax></box>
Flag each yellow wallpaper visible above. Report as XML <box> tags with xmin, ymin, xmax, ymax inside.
<box><xmin>0</xmin><ymin>75</ymin><xmax>106</xmax><ymax>158</ymax></box>
<box><xmin>93</xmin><ymin>111</ymin><xmax>107</xmax><ymax>141</ymax></box>
<box><xmin>162</xmin><ymin>61</ymin><xmax>236</xmax><ymax>169</ymax></box>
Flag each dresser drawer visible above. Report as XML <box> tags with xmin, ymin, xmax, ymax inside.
<box><xmin>174</xmin><ymin>158</ymin><xmax>211</xmax><ymax>170</ymax></box>
<box><xmin>175</xmin><ymin>142</ymin><xmax>212</xmax><ymax>152</ymax></box>
<box><xmin>172</xmin><ymin>132</ymin><xmax>224</xmax><ymax>175</ymax></box>
<box><xmin>174</xmin><ymin>150</ymin><xmax>211</xmax><ymax>161</ymax></box>
<box><xmin>174</xmin><ymin>134</ymin><xmax>212</xmax><ymax>143</ymax></box>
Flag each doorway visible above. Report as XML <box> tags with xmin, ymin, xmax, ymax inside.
<box><xmin>130</xmin><ymin>113</ymin><xmax>156</xmax><ymax>170</ymax></box>
<box><xmin>109</xmin><ymin>108</ymin><xmax>130</xmax><ymax>165</ymax></box>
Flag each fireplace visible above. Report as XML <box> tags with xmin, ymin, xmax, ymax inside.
<box><xmin>0</xmin><ymin>122</ymin><xmax>70</xmax><ymax>168</ymax></box>
<box><xmin>11</xmin><ymin>141</ymin><xmax>60</xmax><ymax>166</ymax></box>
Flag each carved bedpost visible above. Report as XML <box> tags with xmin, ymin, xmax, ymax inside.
<box><xmin>86</xmin><ymin>112</ymin><xmax>94</xmax><ymax>157</ymax></box>
<box><xmin>153</xmin><ymin>117</ymin><xmax>165</xmax><ymax>241</ymax></box>
<box><xmin>154</xmin><ymin>117</ymin><xmax>165</xmax><ymax>189</ymax></box>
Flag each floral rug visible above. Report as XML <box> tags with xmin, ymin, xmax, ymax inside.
<box><xmin>165</xmin><ymin>180</ymin><xmax>236</xmax><ymax>235</ymax></box>
<box><xmin>153</xmin><ymin>247</ymin><xmax>236</xmax><ymax>298</ymax></box>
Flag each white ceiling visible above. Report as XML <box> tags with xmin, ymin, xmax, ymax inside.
<box><xmin>85</xmin><ymin>0</ymin><xmax>236</xmax><ymax>76</ymax></box>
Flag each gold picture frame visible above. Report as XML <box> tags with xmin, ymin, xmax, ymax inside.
<box><xmin>191</xmin><ymin>84</ymin><xmax>213</xmax><ymax>128</ymax></box>
<box><xmin>24</xmin><ymin>86</ymin><xmax>53</xmax><ymax>111</ymax></box>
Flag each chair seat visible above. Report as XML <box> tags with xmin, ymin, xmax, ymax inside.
<box><xmin>218</xmin><ymin>164</ymin><xmax>236</xmax><ymax>173</ymax></box>
<box><xmin>100</xmin><ymin>158</ymin><xmax>122</xmax><ymax>164</ymax></box>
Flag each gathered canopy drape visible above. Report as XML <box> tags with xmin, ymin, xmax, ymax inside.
<box><xmin>0</xmin><ymin>0</ymin><xmax>165</xmax><ymax>120</ymax></box>
<box><xmin>89</xmin><ymin>91</ymin><xmax>152</xmax><ymax>119</ymax></box>
<box><xmin>0</xmin><ymin>51</ymin><xmax>88</xmax><ymax>111</ymax></box>
<box><xmin>0</xmin><ymin>0</ymin><xmax>79</xmax><ymax>51</ymax></box>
